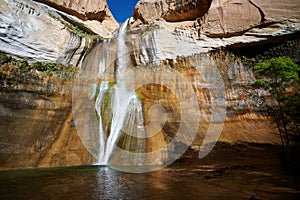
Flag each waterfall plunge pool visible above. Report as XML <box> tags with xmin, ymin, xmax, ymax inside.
<box><xmin>0</xmin><ymin>143</ymin><xmax>298</xmax><ymax>200</ymax></box>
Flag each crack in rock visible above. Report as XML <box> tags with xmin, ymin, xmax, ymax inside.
<box><xmin>249</xmin><ymin>0</ymin><xmax>266</xmax><ymax>22</ymax></box>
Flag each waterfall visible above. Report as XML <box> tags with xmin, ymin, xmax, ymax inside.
<box><xmin>103</xmin><ymin>19</ymin><xmax>131</xmax><ymax>163</ymax></box>
<box><xmin>94</xmin><ymin>19</ymin><xmax>146</xmax><ymax>165</ymax></box>
<box><xmin>73</xmin><ymin>17</ymin><xmax>225</xmax><ymax>172</ymax></box>
<box><xmin>95</xmin><ymin>81</ymin><xmax>109</xmax><ymax>164</ymax></box>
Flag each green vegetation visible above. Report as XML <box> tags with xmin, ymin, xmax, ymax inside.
<box><xmin>253</xmin><ymin>56</ymin><xmax>299</xmax><ymax>92</ymax></box>
<box><xmin>0</xmin><ymin>52</ymin><xmax>77</xmax><ymax>82</ymax></box>
<box><xmin>237</xmin><ymin>39</ymin><xmax>300</xmax><ymax>67</ymax></box>
<box><xmin>49</xmin><ymin>13</ymin><xmax>100</xmax><ymax>39</ymax></box>
<box><xmin>252</xmin><ymin>56</ymin><xmax>300</xmax><ymax>153</ymax></box>
<box><xmin>135</xmin><ymin>91</ymin><xmax>145</xmax><ymax>101</ymax></box>
<box><xmin>250</xmin><ymin>79</ymin><xmax>265</xmax><ymax>87</ymax></box>
<box><xmin>0</xmin><ymin>53</ymin><xmax>12</xmax><ymax>64</ymax></box>
<box><xmin>69</xmin><ymin>24</ymin><xmax>100</xmax><ymax>39</ymax></box>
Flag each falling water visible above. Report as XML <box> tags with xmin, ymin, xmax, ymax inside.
<box><xmin>95</xmin><ymin>81</ymin><xmax>109</xmax><ymax>164</ymax></box>
<box><xmin>75</xmin><ymin>17</ymin><xmax>226</xmax><ymax>170</ymax></box>
<box><xmin>94</xmin><ymin>19</ymin><xmax>146</xmax><ymax>165</ymax></box>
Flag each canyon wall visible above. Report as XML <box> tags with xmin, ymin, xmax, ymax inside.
<box><xmin>0</xmin><ymin>0</ymin><xmax>118</xmax><ymax>65</ymax></box>
<box><xmin>133</xmin><ymin>0</ymin><xmax>300</xmax><ymax>38</ymax></box>
<box><xmin>0</xmin><ymin>0</ymin><xmax>299</xmax><ymax>169</ymax></box>
<box><xmin>32</xmin><ymin>0</ymin><xmax>119</xmax><ymax>36</ymax></box>
<box><xmin>0</xmin><ymin>69</ymin><xmax>94</xmax><ymax>169</ymax></box>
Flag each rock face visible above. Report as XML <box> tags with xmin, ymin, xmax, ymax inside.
<box><xmin>33</xmin><ymin>0</ymin><xmax>112</xmax><ymax>21</ymax></box>
<box><xmin>0</xmin><ymin>0</ymin><xmax>89</xmax><ymax>65</ymax></box>
<box><xmin>33</xmin><ymin>0</ymin><xmax>119</xmax><ymax>36</ymax></box>
<box><xmin>0</xmin><ymin>0</ymin><xmax>119</xmax><ymax>65</ymax></box>
<box><xmin>0</xmin><ymin>0</ymin><xmax>300</xmax><ymax>169</ymax></box>
<box><xmin>0</xmin><ymin>69</ymin><xmax>93</xmax><ymax>169</ymax></box>
<box><xmin>133</xmin><ymin>0</ymin><xmax>212</xmax><ymax>22</ymax></box>
<box><xmin>128</xmin><ymin>0</ymin><xmax>300</xmax><ymax>64</ymax></box>
<box><xmin>203</xmin><ymin>0</ymin><xmax>300</xmax><ymax>36</ymax></box>
<box><xmin>133</xmin><ymin>0</ymin><xmax>300</xmax><ymax>38</ymax></box>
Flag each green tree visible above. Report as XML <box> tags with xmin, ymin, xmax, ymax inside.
<box><xmin>252</xmin><ymin>56</ymin><xmax>300</xmax><ymax>152</ymax></box>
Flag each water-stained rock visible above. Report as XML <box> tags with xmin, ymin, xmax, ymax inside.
<box><xmin>133</xmin><ymin>0</ymin><xmax>300</xmax><ymax>38</ymax></box>
<box><xmin>133</xmin><ymin>0</ymin><xmax>213</xmax><ymax>22</ymax></box>
<box><xmin>0</xmin><ymin>0</ymin><xmax>300</xmax><ymax>170</ymax></box>
<box><xmin>0</xmin><ymin>0</ymin><xmax>90</xmax><ymax>65</ymax></box>
<box><xmin>0</xmin><ymin>63</ymin><xmax>93</xmax><ymax>169</ymax></box>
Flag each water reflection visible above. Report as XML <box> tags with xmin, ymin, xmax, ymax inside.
<box><xmin>1</xmin><ymin>164</ymin><xmax>294</xmax><ymax>200</ymax></box>
<box><xmin>94</xmin><ymin>167</ymin><xmax>138</xmax><ymax>199</ymax></box>
<box><xmin>0</xmin><ymin>165</ymin><xmax>172</xmax><ymax>200</ymax></box>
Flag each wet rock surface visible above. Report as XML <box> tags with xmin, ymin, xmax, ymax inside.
<box><xmin>0</xmin><ymin>61</ymin><xmax>93</xmax><ymax>169</ymax></box>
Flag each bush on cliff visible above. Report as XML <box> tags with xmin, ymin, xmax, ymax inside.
<box><xmin>252</xmin><ymin>56</ymin><xmax>300</xmax><ymax>154</ymax></box>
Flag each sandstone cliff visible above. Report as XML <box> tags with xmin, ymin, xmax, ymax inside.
<box><xmin>32</xmin><ymin>0</ymin><xmax>119</xmax><ymax>37</ymax></box>
<box><xmin>0</xmin><ymin>0</ymin><xmax>300</xmax><ymax>169</ymax></box>
<box><xmin>33</xmin><ymin>0</ymin><xmax>113</xmax><ymax>21</ymax></box>
<box><xmin>0</xmin><ymin>60</ymin><xmax>93</xmax><ymax>169</ymax></box>
<box><xmin>133</xmin><ymin>0</ymin><xmax>300</xmax><ymax>38</ymax></box>
<box><xmin>0</xmin><ymin>0</ymin><xmax>119</xmax><ymax>65</ymax></box>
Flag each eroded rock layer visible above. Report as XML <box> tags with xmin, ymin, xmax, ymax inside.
<box><xmin>0</xmin><ymin>0</ymin><xmax>90</xmax><ymax>65</ymax></box>
<box><xmin>0</xmin><ymin>0</ymin><xmax>299</xmax><ymax>169</ymax></box>
<box><xmin>0</xmin><ymin>69</ymin><xmax>93</xmax><ymax>169</ymax></box>
<box><xmin>33</xmin><ymin>0</ymin><xmax>119</xmax><ymax>36</ymax></box>
<box><xmin>33</xmin><ymin>0</ymin><xmax>112</xmax><ymax>21</ymax></box>
<box><xmin>133</xmin><ymin>0</ymin><xmax>300</xmax><ymax>38</ymax></box>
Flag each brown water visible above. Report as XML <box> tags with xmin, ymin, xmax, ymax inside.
<box><xmin>0</xmin><ymin>165</ymin><xmax>251</xmax><ymax>200</ymax></box>
<box><xmin>1</xmin><ymin>143</ymin><xmax>299</xmax><ymax>200</ymax></box>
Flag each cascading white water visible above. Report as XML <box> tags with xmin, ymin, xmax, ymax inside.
<box><xmin>95</xmin><ymin>81</ymin><xmax>109</xmax><ymax>164</ymax></box>
<box><xmin>95</xmin><ymin>19</ymin><xmax>146</xmax><ymax>165</ymax></box>
<box><xmin>74</xmin><ymin>17</ymin><xmax>226</xmax><ymax>171</ymax></box>
<box><xmin>103</xmin><ymin>19</ymin><xmax>133</xmax><ymax>163</ymax></box>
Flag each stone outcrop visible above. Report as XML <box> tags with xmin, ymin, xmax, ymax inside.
<box><xmin>133</xmin><ymin>0</ymin><xmax>300</xmax><ymax>38</ymax></box>
<box><xmin>1</xmin><ymin>0</ymin><xmax>299</xmax><ymax>66</ymax></box>
<box><xmin>0</xmin><ymin>0</ymin><xmax>119</xmax><ymax>65</ymax></box>
<box><xmin>0</xmin><ymin>69</ymin><xmax>93</xmax><ymax>169</ymax></box>
<box><xmin>33</xmin><ymin>0</ymin><xmax>112</xmax><ymax>21</ymax></box>
<box><xmin>0</xmin><ymin>0</ymin><xmax>89</xmax><ymax>65</ymax></box>
<box><xmin>0</xmin><ymin>0</ymin><xmax>300</xmax><ymax>169</ymax></box>
<box><xmin>133</xmin><ymin>0</ymin><xmax>213</xmax><ymax>22</ymax></box>
<box><xmin>128</xmin><ymin>0</ymin><xmax>300</xmax><ymax>63</ymax></box>
<box><xmin>33</xmin><ymin>0</ymin><xmax>119</xmax><ymax>36</ymax></box>
<box><xmin>203</xmin><ymin>0</ymin><xmax>300</xmax><ymax>36</ymax></box>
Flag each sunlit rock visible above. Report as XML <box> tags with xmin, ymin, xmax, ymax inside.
<box><xmin>0</xmin><ymin>0</ymin><xmax>89</xmax><ymax>65</ymax></box>
<box><xmin>0</xmin><ymin>0</ymin><xmax>299</xmax><ymax>170</ymax></box>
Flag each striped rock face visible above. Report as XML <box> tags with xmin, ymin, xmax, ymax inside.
<box><xmin>133</xmin><ymin>0</ymin><xmax>300</xmax><ymax>38</ymax></box>
<box><xmin>0</xmin><ymin>0</ymin><xmax>119</xmax><ymax>65</ymax></box>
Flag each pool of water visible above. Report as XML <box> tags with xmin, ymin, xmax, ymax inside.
<box><xmin>0</xmin><ymin>165</ymin><xmax>251</xmax><ymax>200</ymax></box>
<box><xmin>1</xmin><ymin>154</ymin><xmax>299</xmax><ymax>200</ymax></box>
